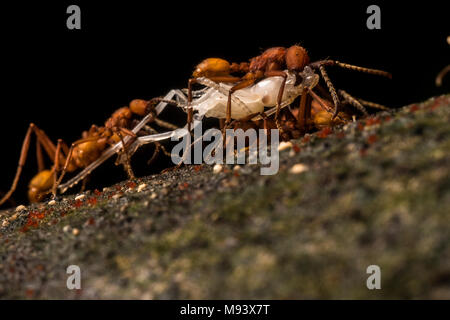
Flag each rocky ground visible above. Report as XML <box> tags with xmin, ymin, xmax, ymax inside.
<box><xmin>0</xmin><ymin>95</ymin><xmax>449</xmax><ymax>299</ymax></box>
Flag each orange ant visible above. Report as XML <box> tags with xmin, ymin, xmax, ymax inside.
<box><xmin>0</xmin><ymin>98</ymin><xmax>174</xmax><ymax>206</ymax></box>
<box><xmin>187</xmin><ymin>45</ymin><xmax>391</xmax><ymax>135</ymax></box>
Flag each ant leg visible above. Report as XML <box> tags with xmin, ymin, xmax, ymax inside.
<box><xmin>153</xmin><ymin>118</ymin><xmax>178</xmax><ymax>131</ymax></box>
<box><xmin>114</xmin><ymin>129</ymin><xmax>135</xmax><ymax>180</ymax></box>
<box><xmin>436</xmin><ymin>65</ymin><xmax>450</xmax><ymax>87</ymax></box>
<box><xmin>264</xmin><ymin>70</ymin><xmax>288</xmax><ymax>133</ymax></box>
<box><xmin>354</xmin><ymin>97</ymin><xmax>389</xmax><ymax>111</ymax></box>
<box><xmin>308</xmin><ymin>89</ymin><xmax>334</xmax><ymax>113</ymax></box>
<box><xmin>147</xmin><ymin>143</ymin><xmax>161</xmax><ymax>166</ymax></box>
<box><xmin>0</xmin><ymin>124</ymin><xmax>34</xmax><ymax>206</ymax></box>
<box><xmin>36</xmin><ymin>137</ymin><xmax>45</xmax><ymax>172</ymax></box>
<box><xmin>338</xmin><ymin>89</ymin><xmax>369</xmax><ymax>117</ymax></box>
<box><xmin>225</xmin><ymin>79</ymin><xmax>255</xmax><ymax>127</ymax></box>
<box><xmin>307</xmin><ymin>88</ymin><xmax>347</xmax><ymax>123</ymax></box>
<box><xmin>187</xmin><ymin>78</ymin><xmax>198</xmax><ymax>133</ymax></box>
<box><xmin>141</xmin><ymin>124</ymin><xmax>172</xmax><ymax>164</ymax></box>
<box><xmin>33</xmin><ymin>126</ymin><xmax>61</xmax><ymax>160</ymax></box>
<box><xmin>297</xmin><ymin>87</ymin><xmax>310</xmax><ymax>133</ymax></box>
<box><xmin>318</xmin><ymin>65</ymin><xmax>341</xmax><ymax>118</ymax></box>
<box><xmin>80</xmin><ymin>176</ymin><xmax>90</xmax><ymax>192</ymax></box>
<box><xmin>305</xmin><ymin>93</ymin><xmax>312</xmax><ymax>121</ymax></box>
<box><xmin>50</xmin><ymin>138</ymin><xmax>72</xmax><ymax>198</ymax></box>
<box><xmin>60</xmin><ymin>140</ymin><xmax>71</xmax><ymax>157</ymax></box>
<box><xmin>51</xmin><ymin>139</ymin><xmax>63</xmax><ymax>198</ymax></box>
<box><xmin>159</xmin><ymin>144</ymin><xmax>172</xmax><ymax>157</ymax></box>
<box><xmin>310</xmin><ymin>60</ymin><xmax>391</xmax><ymax>118</ymax></box>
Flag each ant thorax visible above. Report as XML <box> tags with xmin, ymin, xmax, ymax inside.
<box><xmin>193</xmin><ymin>66</ymin><xmax>319</xmax><ymax>119</ymax></box>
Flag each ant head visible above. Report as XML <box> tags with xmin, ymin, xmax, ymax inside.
<box><xmin>193</xmin><ymin>58</ymin><xmax>230</xmax><ymax>78</ymax></box>
<box><xmin>286</xmin><ymin>45</ymin><xmax>310</xmax><ymax>72</ymax></box>
<box><xmin>129</xmin><ymin>99</ymin><xmax>148</xmax><ymax>116</ymax></box>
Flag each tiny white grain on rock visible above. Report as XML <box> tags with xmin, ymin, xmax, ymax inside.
<box><xmin>137</xmin><ymin>183</ymin><xmax>147</xmax><ymax>192</ymax></box>
<box><xmin>213</xmin><ymin>164</ymin><xmax>223</xmax><ymax>174</ymax></box>
<box><xmin>278</xmin><ymin>141</ymin><xmax>293</xmax><ymax>151</ymax></box>
<box><xmin>290</xmin><ymin>163</ymin><xmax>309</xmax><ymax>174</ymax></box>
<box><xmin>2</xmin><ymin>219</ymin><xmax>9</xmax><ymax>227</ymax></box>
<box><xmin>112</xmin><ymin>194</ymin><xmax>122</xmax><ymax>200</ymax></box>
<box><xmin>289</xmin><ymin>149</ymin><xmax>296</xmax><ymax>157</ymax></box>
<box><xmin>63</xmin><ymin>225</ymin><xmax>71</xmax><ymax>233</ymax></box>
<box><xmin>48</xmin><ymin>200</ymin><xmax>56</xmax><ymax>206</ymax></box>
<box><xmin>75</xmin><ymin>194</ymin><xmax>85</xmax><ymax>201</ymax></box>
<box><xmin>15</xmin><ymin>205</ymin><xmax>26</xmax><ymax>212</ymax></box>
<box><xmin>150</xmin><ymin>193</ymin><xmax>157</xmax><ymax>199</ymax></box>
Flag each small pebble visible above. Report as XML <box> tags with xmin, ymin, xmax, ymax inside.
<box><xmin>63</xmin><ymin>225</ymin><xmax>71</xmax><ymax>233</ymax></box>
<box><xmin>150</xmin><ymin>193</ymin><xmax>157</xmax><ymax>199</ymax></box>
<box><xmin>2</xmin><ymin>219</ymin><xmax>9</xmax><ymax>227</ymax></box>
<box><xmin>137</xmin><ymin>183</ymin><xmax>147</xmax><ymax>192</ymax></box>
<box><xmin>10</xmin><ymin>213</ymin><xmax>19</xmax><ymax>221</ymax></box>
<box><xmin>72</xmin><ymin>228</ymin><xmax>80</xmax><ymax>236</ymax></box>
<box><xmin>112</xmin><ymin>194</ymin><xmax>122</xmax><ymax>200</ymax></box>
<box><xmin>213</xmin><ymin>164</ymin><xmax>223</xmax><ymax>174</ymax></box>
<box><xmin>48</xmin><ymin>200</ymin><xmax>56</xmax><ymax>206</ymax></box>
<box><xmin>233</xmin><ymin>165</ymin><xmax>241</xmax><ymax>172</ymax></box>
<box><xmin>15</xmin><ymin>205</ymin><xmax>26</xmax><ymax>212</ymax></box>
<box><xmin>289</xmin><ymin>149</ymin><xmax>296</xmax><ymax>157</ymax></box>
<box><xmin>278</xmin><ymin>141</ymin><xmax>293</xmax><ymax>151</ymax></box>
<box><xmin>290</xmin><ymin>163</ymin><xmax>309</xmax><ymax>174</ymax></box>
<box><xmin>75</xmin><ymin>194</ymin><xmax>85</xmax><ymax>201</ymax></box>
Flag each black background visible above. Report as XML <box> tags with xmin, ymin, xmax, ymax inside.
<box><xmin>1</xmin><ymin>1</ymin><xmax>449</xmax><ymax>205</ymax></box>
